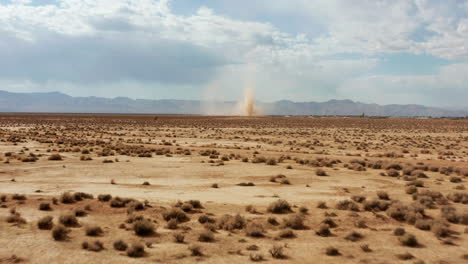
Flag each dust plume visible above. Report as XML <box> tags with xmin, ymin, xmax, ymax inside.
<box><xmin>240</xmin><ymin>87</ymin><xmax>256</xmax><ymax>116</ymax></box>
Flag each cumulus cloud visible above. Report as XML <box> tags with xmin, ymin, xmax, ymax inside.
<box><xmin>0</xmin><ymin>0</ymin><xmax>466</xmax><ymax>106</ymax></box>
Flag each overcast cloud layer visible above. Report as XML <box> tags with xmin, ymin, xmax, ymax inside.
<box><xmin>0</xmin><ymin>0</ymin><xmax>467</xmax><ymax>107</ymax></box>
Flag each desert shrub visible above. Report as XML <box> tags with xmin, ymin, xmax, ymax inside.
<box><xmin>361</xmin><ymin>244</ymin><xmax>372</xmax><ymax>252</ymax></box>
<box><xmin>322</xmin><ymin>218</ymin><xmax>337</xmax><ymax>228</ymax></box>
<box><xmin>127</xmin><ymin>243</ymin><xmax>145</xmax><ymax>258</ymax></box>
<box><xmin>386</xmin><ymin>169</ymin><xmax>399</xmax><ymax>177</ymax></box>
<box><xmin>211</xmin><ymin>183</ymin><xmax>219</xmax><ymax>188</ymax></box>
<box><xmin>237</xmin><ymin>182</ymin><xmax>255</xmax><ymax>186</ymax></box>
<box><xmin>249</xmin><ymin>253</ymin><xmax>265</xmax><ymax>262</ymax></box>
<box><xmin>218</xmin><ymin>214</ymin><xmax>245</xmax><ymax>230</ymax></box>
<box><xmin>198</xmin><ymin>215</ymin><xmax>216</xmax><ymax>224</ymax></box>
<box><xmin>59</xmin><ymin>214</ymin><xmax>79</xmax><ymax>227</ymax></box>
<box><xmin>110</xmin><ymin>197</ymin><xmax>125</xmax><ymax>208</ymax></box>
<box><xmin>344</xmin><ymin>231</ymin><xmax>363</xmax><ymax>242</ymax></box>
<box><xmin>74</xmin><ymin>209</ymin><xmax>87</xmax><ymax>217</ymax></box>
<box><xmin>406</xmin><ymin>186</ymin><xmax>418</xmax><ymax>194</ymax></box>
<box><xmin>385</xmin><ymin>163</ymin><xmax>402</xmax><ymax>170</ymax></box>
<box><xmin>282</xmin><ymin>214</ymin><xmax>306</xmax><ymax>230</ymax></box>
<box><xmin>377</xmin><ymin>191</ymin><xmax>390</xmax><ymax>200</ymax></box>
<box><xmin>73</xmin><ymin>192</ymin><xmax>93</xmax><ymax>201</ymax></box>
<box><xmin>267</xmin><ymin>199</ymin><xmax>293</xmax><ymax>214</ymax></box>
<box><xmin>198</xmin><ymin>231</ymin><xmax>215</xmax><ymax>242</ymax></box>
<box><xmin>278</xmin><ymin>229</ymin><xmax>295</xmax><ymax>238</ymax></box>
<box><xmin>6</xmin><ymin>211</ymin><xmax>26</xmax><ymax>224</ymax></box>
<box><xmin>85</xmin><ymin>225</ymin><xmax>103</xmax><ymax>236</ymax></box>
<box><xmin>266</xmin><ymin>158</ymin><xmax>277</xmax><ymax>165</ymax></box>
<box><xmin>336</xmin><ymin>200</ymin><xmax>360</xmax><ymax>211</ymax></box>
<box><xmin>133</xmin><ymin>220</ymin><xmax>155</xmax><ymax>236</ymax></box>
<box><xmin>317</xmin><ymin>201</ymin><xmax>328</xmax><ymax>209</ymax></box>
<box><xmin>299</xmin><ymin>206</ymin><xmax>308</xmax><ymax>214</ymax></box>
<box><xmin>315</xmin><ymin>168</ymin><xmax>327</xmax><ymax>176</ymax></box>
<box><xmin>163</xmin><ymin>208</ymin><xmax>190</xmax><ymax>223</ymax></box>
<box><xmin>411</xmin><ymin>170</ymin><xmax>427</xmax><ymax>178</ymax></box>
<box><xmin>387</xmin><ymin>203</ymin><xmax>425</xmax><ymax>223</ymax></box>
<box><xmin>432</xmin><ymin>222</ymin><xmax>451</xmax><ymax>238</ymax></box>
<box><xmin>447</xmin><ymin>192</ymin><xmax>468</xmax><ymax>204</ymax></box>
<box><xmin>269</xmin><ymin>245</ymin><xmax>286</xmax><ymax>259</ymax></box>
<box><xmin>48</xmin><ymin>154</ymin><xmax>62</xmax><ymax>161</ymax></box>
<box><xmin>189</xmin><ymin>245</ymin><xmax>203</xmax><ymax>256</ymax></box>
<box><xmin>60</xmin><ymin>192</ymin><xmax>75</xmax><ymax>204</ymax></box>
<box><xmin>52</xmin><ymin>224</ymin><xmax>70</xmax><ymax>241</ymax></box>
<box><xmin>180</xmin><ymin>203</ymin><xmax>193</xmax><ymax>212</ymax></box>
<box><xmin>396</xmin><ymin>252</ymin><xmax>414</xmax><ymax>260</ymax></box>
<box><xmin>245</xmin><ymin>222</ymin><xmax>265</xmax><ymax>237</ymax></box>
<box><xmin>393</xmin><ymin>227</ymin><xmax>406</xmax><ymax>236</ymax></box>
<box><xmin>325</xmin><ymin>247</ymin><xmax>340</xmax><ymax>256</ymax></box>
<box><xmin>316</xmin><ymin>224</ymin><xmax>331</xmax><ymax>237</ymax></box>
<box><xmin>280</xmin><ymin>178</ymin><xmax>291</xmax><ymax>185</ymax></box>
<box><xmin>267</xmin><ymin>216</ymin><xmax>279</xmax><ymax>226</ymax></box>
<box><xmin>351</xmin><ymin>195</ymin><xmax>366</xmax><ymax>203</ymax></box>
<box><xmin>39</xmin><ymin>202</ymin><xmax>51</xmax><ymax>211</ymax></box>
<box><xmin>166</xmin><ymin>219</ymin><xmax>178</xmax><ymax>230</ymax></box>
<box><xmin>12</xmin><ymin>194</ymin><xmax>26</xmax><ymax>200</ymax></box>
<box><xmin>82</xmin><ymin>240</ymin><xmax>104</xmax><ymax>252</ymax></box>
<box><xmin>97</xmin><ymin>194</ymin><xmax>112</xmax><ymax>202</ymax></box>
<box><xmin>113</xmin><ymin>240</ymin><xmax>128</xmax><ymax>251</ymax></box>
<box><xmin>399</xmin><ymin>233</ymin><xmax>419</xmax><ymax>247</ymax></box>
<box><xmin>174</xmin><ymin>233</ymin><xmax>185</xmax><ymax>243</ymax></box>
<box><xmin>186</xmin><ymin>200</ymin><xmax>203</xmax><ymax>209</ymax></box>
<box><xmin>355</xmin><ymin>219</ymin><xmax>367</xmax><ymax>228</ymax></box>
<box><xmin>37</xmin><ymin>216</ymin><xmax>54</xmax><ymax>230</ymax></box>
<box><xmin>414</xmin><ymin>219</ymin><xmax>432</xmax><ymax>230</ymax></box>
<box><xmin>0</xmin><ymin>194</ymin><xmax>6</xmax><ymax>202</ymax></box>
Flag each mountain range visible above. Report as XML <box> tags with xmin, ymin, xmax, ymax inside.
<box><xmin>0</xmin><ymin>90</ymin><xmax>466</xmax><ymax>117</ymax></box>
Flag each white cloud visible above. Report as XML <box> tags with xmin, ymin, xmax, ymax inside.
<box><xmin>0</xmin><ymin>0</ymin><xmax>466</xmax><ymax>107</ymax></box>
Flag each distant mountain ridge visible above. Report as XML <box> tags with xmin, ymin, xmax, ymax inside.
<box><xmin>0</xmin><ymin>90</ymin><xmax>466</xmax><ymax>117</ymax></box>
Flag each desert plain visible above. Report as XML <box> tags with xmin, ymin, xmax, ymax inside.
<box><xmin>0</xmin><ymin>114</ymin><xmax>467</xmax><ymax>264</ymax></box>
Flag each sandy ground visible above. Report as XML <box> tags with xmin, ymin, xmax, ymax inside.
<box><xmin>0</xmin><ymin>114</ymin><xmax>467</xmax><ymax>264</ymax></box>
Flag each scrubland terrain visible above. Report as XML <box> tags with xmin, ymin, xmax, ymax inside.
<box><xmin>0</xmin><ymin>114</ymin><xmax>467</xmax><ymax>264</ymax></box>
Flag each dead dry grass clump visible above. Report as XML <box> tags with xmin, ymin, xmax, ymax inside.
<box><xmin>133</xmin><ymin>219</ymin><xmax>155</xmax><ymax>236</ymax></box>
<box><xmin>345</xmin><ymin>231</ymin><xmax>363</xmax><ymax>242</ymax></box>
<box><xmin>198</xmin><ymin>231</ymin><xmax>215</xmax><ymax>242</ymax></box>
<box><xmin>59</xmin><ymin>214</ymin><xmax>79</xmax><ymax>227</ymax></box>
<box><xmin>198</xmin><ymin>215</ymin><xmax>216</xmax><ymax>224</ymax></box>
<box><xmin>447</xmin><ymin>192</ymin><xmax>468</xmax><ymax>204</ymax></box>
<box><xmin>316</xmin><ymin>224</ymin><xmax>332</xmax><ymax>237</ymax></box>
<box><xmin>399</xmin><ymin>233</ymin><xmax>419</xmax><ymax>247</ymax></box>
<box><xmin>377</xmin><ymin>191</ymin><xmax>390</xmax><ymax>200</ymax></box>
<box><xmin>189</xmin><ymin>245</ymin><xmax>203</xmax><ymax>256</ymax></box>
<box><xmin>325</xmin><ymin>247</ymin><xmax>340</xmax><ymax>256</ymax></box>
<box><xmin>6</xmin><ymin>211</ymin><xmax>26</xmax><ymax>224</ymax></box>
<box><xmin>218</xmin><ymin>214</ymin><xmax>245</xmax><ymax>230</ymax></box>
<box><xmin>282</xmin><ymin>214</ymin><xmax>306</xmax><ymax>230</ymax></box>
<box><xmin>336</xmin><ymin>200</ymin><xmax>360</xmax><ymax>211</ymax></box>
<box><xmin>269</xmin><ymin>245</ymin><xmax>286</xmax><ymax>259</ymax></box>
<box><xmin>48</xmin><ymin>154</ymin><xmax>62</xmax><ymax>161</ymax></box>
<box><xmin>97</xmin><ymin>194</ymin><xmax>112</xmax><ymax>202</ymax></box>
<box><xmin>127</xmin><ymin>243</ymin><xmax>145</xmax><ymax>257</ymax></box>
<box><xmin>52</xmin><ymin>224</ymin><xmax>70</xmax><ymax>241</ymax></box>
<box><xmin>82</xmin><ymin>240</ymin><xmax>104</xmax><ymax>252</ymax></box>
<box><xmin>267</xmin><ymin>200</ymin><xmax>293</xmax><ymax>214</ymax></box>
<box><xmin>37</xmin><ymin>216</ymin><xmax>53</xmax><ymax>230</ymax></box>
<box><xmin>113</xmin><ymin>240</ymin><xmax>128</xmax><ymax>251</ymax></box>
<box><xmin>174</xmin><ymin>233</ymin><xmax>185</xmax><ymax>243</ymax></box>
<box><xmin>315</xmin><ymin>168</ymin><xmax>327</xmax><ymax>176</ymax></box>
<box><xmin>85</xmin><ymin>225</ymin><xmax>103</xmax><ymax>236</ymax></box>
<box><xmin>163</xmin><ymin>208</ymin><xmax>190</xmax><ymax>223</ymax></box>
<box><xmin>245</xmin><ymin>222</ymin><xmax>266</xmax><ymax>237</ymax></box>
<box><xmin>386</xmin><ymin>203</ymin><xmax>425</xmax><ymax>224</ymax></box>
<box><xmin>60</xmin><ymin>192</ymin><xmax>75</xmax><ymax>204</ymax></box>
<box><xmin>39</xmin><ymin>202</ymin><xmax>52</xmax><ymax>211</ymax></box>
<box><xmin>12</xmin><ymin>194</ymin><xmax>26</xmax><ymax>200</ymax></box>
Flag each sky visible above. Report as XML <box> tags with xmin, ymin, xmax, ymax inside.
<box><xmin>0</xmin><ymin>0</ymin><xmax>468</xmax><ymax>108</ymax></box>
